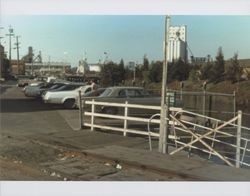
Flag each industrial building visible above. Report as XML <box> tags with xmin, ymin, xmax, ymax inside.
<box><xmin>25</xmin><ymin>62</ymin><xmax>71</xmax><ymax>76</ymax></box>
<box><xmin>167</xmin><ymin>25</ymin><xmax>188</xmax><ymax>63</ymax></box>
<box><xmin>77</xmin><ymin>59</ymin><xmax>102</xmax><ymax>75</ymax></box>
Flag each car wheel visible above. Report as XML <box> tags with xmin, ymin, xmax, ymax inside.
<box><xmin>103</xmin><ymin>107</ymin><xmax>117</xmax><ymax>115</ymax></box>
<box><xmin>63</xmin><ymin>99</ymin><xmax>76</xmax><ymax>109</ymax></box>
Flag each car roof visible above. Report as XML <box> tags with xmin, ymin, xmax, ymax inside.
<box><xmin>107</xmin><ymin>86</ymin><xmax>145</xmax><ymax>90</ymax></box>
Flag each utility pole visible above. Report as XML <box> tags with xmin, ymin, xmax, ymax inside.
<box><xmin>14</xmin><ymin>36</ymin><xmax>21</xmax><ymax>74</ymax></box>
<box><xmin>0</xmin><ymin>27</ymin><xmax>4</xmax><ymax>45</ymax></box>
<box><xmin>133</xmin><ymin>62</ymin><xmax>137</xmax><ymax>81</ymax></box>
<box><xmin>48</xmin><ymin>56</ymin><xmax>51</xmax><ymax>75</ymax></box>
<box><xmin>6</xmin><ymin>26</ymin><xmax>15</xmax><ymax>62</ymax></box>
<box><xmin>159</xmin><ymin>16</ymin><xmax>170</xmax><ymax>154</ymax></box>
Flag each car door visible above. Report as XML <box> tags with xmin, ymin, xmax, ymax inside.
<box><xmin>126</xmin><ymin>89</ymin><xmax>160</xmax><ymax>117</ymax></box>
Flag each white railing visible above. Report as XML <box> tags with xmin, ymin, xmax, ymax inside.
<box><xmin>149</xmin><ymin>109</ymin><xmax>250</xmax><ymax>168</ymax></box>
<box><xmin>80</xmin><ymin>99</ymin><xmax>181</xmax><ymax>137</ymax></box>
<box><xmin>78</xmin><ymin>96</ymin><xmax>250</xmax><ymax>168</ymax></box>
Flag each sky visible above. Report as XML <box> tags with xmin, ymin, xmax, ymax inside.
<box><xmin>1</xmin><ymin>15</ymin><xmax>250</xmax><ymax>67</ymax></box>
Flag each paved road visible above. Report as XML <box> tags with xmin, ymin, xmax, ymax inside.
<box><xmin>0</xmin><ymin>82</ymin><xmax>182</xmax><ymax>180</ymax></box>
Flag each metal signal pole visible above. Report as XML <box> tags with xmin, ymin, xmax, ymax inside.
<box><xmin>14</xmin><ymin>36</ymin><xmax>21</xmax><ymax>74</ymax></box>
<box><xmin>159</xmin><ymin>16</ymin><xmax>170</xmax><ymax>154</ymax></box>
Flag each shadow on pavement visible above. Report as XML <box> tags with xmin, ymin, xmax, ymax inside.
<box><xmin>0</xmin><ymin>98</ymin><xmax>74</xmax><ymax>113</ymax></box>
<box><xmin>0</xmin><ymin>86</ymin><xmax>13</xmax><ymax>95</ymax></box>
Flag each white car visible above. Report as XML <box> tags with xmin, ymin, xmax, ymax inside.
<box><xmin>24</xmin><ymin>82</ymin><xmax>68</xmax><ymax>97</ymax></box>
<box><xmin>22</xmin><ymin>81</ymin><xmax>44</xmax><ymax>92</ymax></box>
<box><xmin>42</xmin><ymin>84</ymin><xmax>92</xmax><ymax>108</ymax></box>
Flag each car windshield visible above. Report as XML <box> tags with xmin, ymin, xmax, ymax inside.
<box><xmin>84</xmin><ymin>88</ymin><xmax>106</xmax><ymax>97</ymax></box>
<box><xmin>120</xmin><ymin>88</ymin><xmax>151</xmax><ymax>98</ymax></box>
<box><xmin>56</xmin><ymin>84</ymin><xmax>81</xmax><ymax>91</ymax></box>
<box><xmin>49</xmin><ymin>83</ymin><xmax>65</xmax><ymax>90</ymax></box>
<box><xmin>99</xmin><ymin>88</ymin><xmax>112</xmax><ymax>97</ymax></box>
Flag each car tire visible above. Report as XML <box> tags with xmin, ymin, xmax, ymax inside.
<box><xmin>63</xmin><ymin>99</ymin><xmax>76</xmax><ymax>109</ymax></box>
<box><xmin>103</xmin><ymin>107</ymin><xmax>117</xmax><ymax>115</ymax></box>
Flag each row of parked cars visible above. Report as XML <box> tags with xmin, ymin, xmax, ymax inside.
<box><xmin>19</xmin><ymin>77</ymin><xmax>182</xmax><ymax>116</ymax></box>
<box><xmin>21</xmin><ymin>79</ymin><xmax>93</xmax><ymax>108</ymax></box>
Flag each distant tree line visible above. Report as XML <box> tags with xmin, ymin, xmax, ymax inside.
<box><xmin>195</xmin><ymin>47</ymin><xmax>243</xmax><ymax>84</ymax></box>
<box><xmin>99</xmin><ymin>48</ymin><xmax>244</xmax><ymax>87</ymax></box>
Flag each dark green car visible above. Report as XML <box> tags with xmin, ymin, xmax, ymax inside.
<box><xmin>82</xmin><ymin>86</ymin><xmax>181</xmax><ymax>117</ymax></box>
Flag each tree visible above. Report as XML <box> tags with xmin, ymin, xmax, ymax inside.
<box><xmin>200</xmin><ymin>61</ymin><xmax>213</xmax><ymax>81</ymax></box>
<box><xmin>168</xmin><ymin>58</ymin><xmax>189</xmax><ymax>82</ymax></box>
<box><xmin>189</xmin><ymin>64</ymin><xmax>201</xmax><ymax>82</ymax></box>
<box><xmin>142</xmin><ymin>54</ymin><xmax>149</xmax><ymax>71</ymax></box>
<box><xmin>118</xmin><ymin>58</ymin><xmax>125</xmax><ymax>82</ymax></box>
<box><xmin>100</xmin><ymin>61</ymin><xmax>123</xmax><ymax>86</ymax></box>
<box><xmin>149</xmin><ymin>61</ymin><xmax>163</xmax><ymax>83</ymax></box>
<box><xmin>211</xmin><ymin>47</ymin><xmax>225</xmax><ymax>83</ymax></box>
<box><xmin>124</xmin><ymin>66</ymin><xmax>133</xmax><ymax>81</ymax></box>
<box><xmin>225</xmin><ymin>53</ymin><xmax>243</xmax><ymax>83</ymax></box>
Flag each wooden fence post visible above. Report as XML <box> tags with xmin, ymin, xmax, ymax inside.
<box><xmin>236</xmin><ymin>110</ymin><xmax>242</xmax><ymax>168</ymax></box>
<box><xmin>123</xmin><ymin>101</ymin><xmax>128</xmax><ymax>136</ymax></box>
<box><xmin>233</xmin><ymin>91</ymin><xmax>236</xmax><ymax>117</ymax></box>
<box><xmin>91</xmin><ymin>99</ymin><xmax>95</xmax><ymax>131</ymax></box>
<box><xmin>78</xmin><ymin>90</ymin><xmax>83</xmax><ymax>130</ymax></box>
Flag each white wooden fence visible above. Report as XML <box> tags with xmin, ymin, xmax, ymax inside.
<box><xmin>78</xmin><ymin>97</ymin><xmax>250</xmax><ymax>168</ymax></box>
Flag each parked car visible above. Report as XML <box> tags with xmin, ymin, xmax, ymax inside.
<box><xmin>39</xmin><ymin>82</ymin><xmax>69</xmax><ymax>97</ymax></box>
<box><xmin>23</xmin><ymin>82</ymin><xmax>46</xmax><ymax>96</ymax></box>
<box><xmin>82</xmin><ymin>86</ymin><xmax>182</xmax><ymax>116</ymax></box>
<box><xmin>75</xmin><ymin>88</ymin><xmax>106</xmax><ymax>108</ymax></box>
<box><xmin>42</xmin><ymin>84</ymin><xmax>92</xmax><ymax>108</ymax></box>
<box><xmin>17</xmin><ymin>75</ymin><xmax>48</xmax><ymax>87</ymax></box>
<box><xmin>24</xmin><ymin>82</ymin><xmax>68</xmax><ymax>98</ymax></box>
<box><xmin>17</xmin><ymin>75</ymin><xmax>35</xmax><ymax>87</ymax></box>
<box><xmin>81</xmin><ymin>86</ymin><xmax>156</xmax><ymax>116</ymax></box>
<box><xmin>81</xmin><ymin>88</ymin><xmax>106</xmax><ymax>97</ymax></box>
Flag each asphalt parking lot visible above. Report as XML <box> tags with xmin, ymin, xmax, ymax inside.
<box><xmin>0</xmin><ymin>82</ymin><xmax>183</xmax><ymax>180</ymax></box>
